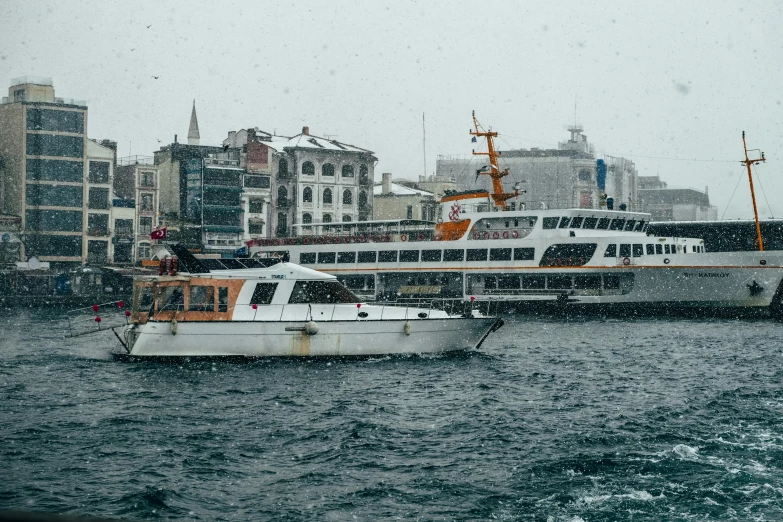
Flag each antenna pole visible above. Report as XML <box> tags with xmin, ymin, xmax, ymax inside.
<box><xmin>422</xmin><ymin>113</ymin><xmax>427</xmax><ymax>179</ymax></box>
<box><xmin>741</xmin><ymin>131</ymin><xmax>766</xmax><ymax>251</ymax></box>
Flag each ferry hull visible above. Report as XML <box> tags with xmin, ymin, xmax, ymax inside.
<box><xmin>124</xmin><ymin>317</ymin><xmax>500</xmax><ymax>358</ymax></box>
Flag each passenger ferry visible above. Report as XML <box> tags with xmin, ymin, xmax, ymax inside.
<box><xmin>248</xmin><ymin>118</ymin><xmax>783</xmax><ymax>316</ymax></box>
<box><xmin>111</xmin><ymin>244</ymin><xmax>502</xmax><ymax>358</ymax></box>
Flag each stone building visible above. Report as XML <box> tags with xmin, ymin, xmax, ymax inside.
<box><xmin>114</xmin><ymin>155</ymin><xmax>161</xmax><ymax>262</ymax></box>
<box><xmin>637</xmin><ymin>175</ymin><xmax>717</xmax><ymax>221</ymax></box>
<box><xmin>373</xmin><ymin>173</ymin><xmax>438</xmax><ymax>221</ymax></box>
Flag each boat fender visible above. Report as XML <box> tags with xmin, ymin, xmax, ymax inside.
<box><xmin>170</xmin><ymin>319</ymin><xmax>178</xmax><ymax>335</ymax></box>
<box><xmin>158</xmin><ymin>259</ymin><xmax>166</xmax><ymax>276</ymax></box>
<box><xmin>305</xmin><ymin>321</ymin><xmax>319</xmax><ymax>335</ymax></box>
<box><xmin>404</xmin><ymin>321</ymin><xmax>411</xmax><ymax>336</ymax></box>
<box><xmin>622</xmin><ymin>257</ymin><xmax>631</xmax><ymax>266</ymax></box>
<box><xmin>400</xmin><ymin>234</ymin><xmax>408</xmax><ymax>242</ymax></box>
<box><xmin>385</xmin><ymin>234</ymin><xmax>392</xmax><ymax>242</ymax></box>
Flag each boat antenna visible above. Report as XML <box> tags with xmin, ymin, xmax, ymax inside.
<box><xmin>470</xmin><ymin>111</ymin><xmax>519</xmax><ymax>209</ymax></box>
<box><xmin>741</xmin><ymin>131</ymin><xmax>766</xmax><ymax>251</ymax></box>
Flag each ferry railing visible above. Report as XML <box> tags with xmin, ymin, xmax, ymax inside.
<box><xmin>66</xmin><ymin>300</ymin><xmax>131</xmax><ymax>338</ymax></box>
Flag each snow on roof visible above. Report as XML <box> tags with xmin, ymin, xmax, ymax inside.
<box><xmin>373</xmin><ymin>182</ymin><xmax>434</xmax><ymax>197</ymax></box>
<box><xmin>253</xmin><ymin>132</ymin><xmax>373</xmax><ymax>154</ymax></box>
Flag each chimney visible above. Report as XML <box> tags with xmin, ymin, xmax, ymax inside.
<box><xmin>302</xmin><ymin>126</ymin><xmax>310</xmax><ymax>136</ymax></box>
<box><xmin>382</xmin><ymin>173</ymin><xmax>392</xmax><ymax>195</ymax></box>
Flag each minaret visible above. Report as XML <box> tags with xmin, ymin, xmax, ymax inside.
<box><xmin>187</xmin><ymin>99</ymin><xmax>200</xmax><ymax>146</ymax></box>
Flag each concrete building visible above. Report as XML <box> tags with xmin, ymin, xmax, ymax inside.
<box><xmin>0</xmin><ymin>77</ymin><xmax>95</xmax><ymax>267</ymax></box>
<box><xmin>638</xmin><ymin>175</ymin><xmax>717</xmax><ymax>221</ymax></box>
<box><xmin>84</xmin><ymin>139</ymin><xmax>116</xmax><ymax>264</ymax></box>
<box><xmin>373</xmin><ymin>173</ymin><xmax>438</xmax><ymax>221</ymax></box>
<box><xmin>435</xmin><ymin>125</ymin><xmax>638</xmax><ymax>212</ymax></box>
<box><xmin>114</xmin><ymin>155</ymin><xmax>161</xmax><ymax>262</ymax></box>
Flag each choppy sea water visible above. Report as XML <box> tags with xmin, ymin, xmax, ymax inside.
<box><xmin>2</xmin><ymin>308</ymin><xmax>783</xmax><ymax>521</ymax></box>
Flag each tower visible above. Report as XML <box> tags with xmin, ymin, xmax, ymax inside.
<box><xmin>187</xmin><ymin>100</ymin><xmax>200</xmax><ymax>146</ymax></box>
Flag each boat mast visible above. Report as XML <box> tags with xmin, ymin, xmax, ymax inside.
<box><xmin>741</xmin><ymin>131</ymin><xmax>766</xmax><ymax>251</ymax></box>
<box><xmin>470</xmin><ymin>111</ymin><xmax>518</xmax><ymax>209</ymax></box>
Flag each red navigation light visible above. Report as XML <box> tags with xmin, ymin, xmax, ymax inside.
<box><xmin>118</xmin><ymin>300</ymin><xmax>124</xmax><ymax>308</ymax></box>
<box><xmin>91</xmin><ymin>304</ymin><xmax>99</xmax><ymax>312</ymax></box>
<box><xmin>95</xmin><ymin>316</ymin><xmax>101</xmax><ymax>323</ymax></box>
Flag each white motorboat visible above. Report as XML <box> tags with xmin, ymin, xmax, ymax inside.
<box><xmin>113</xmin><ymin>245</ymin><xmax>502</xmax><ymax>358</ymax></box>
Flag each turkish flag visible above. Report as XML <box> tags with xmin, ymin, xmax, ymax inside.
<box><xmin>150</xmin><ymin>227</ymin><xmax>167</xmax><ymax>240</ymax></box>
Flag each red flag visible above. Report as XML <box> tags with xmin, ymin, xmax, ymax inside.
<box><xmin>150</xmin><ymin>227</ymin><xmax>167</xmax><ymax>240</ymax></box>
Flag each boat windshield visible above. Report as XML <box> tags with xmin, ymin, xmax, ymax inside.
<box><xmin>288</xmin><ymin>281</ymin><xmax>360</xmax><ymax>304</ymax></box>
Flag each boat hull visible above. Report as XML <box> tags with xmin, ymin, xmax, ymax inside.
<box><xmin>124</xmin><ymin>317</ymin><xmax>500</xmax><ymax>358</ymax></box>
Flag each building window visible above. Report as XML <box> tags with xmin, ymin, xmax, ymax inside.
<box><xmin>88</xmin><ymin>213</ymin><xmax>109</xmax><ymax>236</ymax></box>
<box><xmin>360</xmin><ymin>164</ymin><xmax>369</xmax><ymax>183</ymax></box>
<box><xmin>303</xmin><ymin>187</ymin><xmax>313</xmax><ymax>203</ymax></box>
<box><xmin>26</xmin><ymin>184</ymin><xmax>83</xmax><ymax>207</ymax></box>
<box><xmin>406</xmin><ymin>205</ymin><xmax>413</xmax><ymax>219</ymax></box>
<box><xmin>88</xmin><ymin>188</ymin><xmax>110</xmax><ymax>209</ymax></box>
<box><xmin>248</xmin><ymin>220</ymin><xmax>264</xmax><ymax>235</ymax></box>
<box><xmin>24</xmin><ymin>209</ymin><xmax>82</xmax><ymax>232</ymax></box>
<box><xmin>139</xmin><ymin>217</ymin><xmax>153</xmax><ymax>235</ymax></box>
<box><xmin>342</xmin><ymin>165</ymin><xmax>354</xmax><ymax>178</ymax></box>
<box><xmin>277</xmin><ymin>186</ymin><xmax>288</xmax><ymax>206</ymax></box>
<box><xmin>343</xmin><ymin>189</ymin><xmax>352</xmax><ymax>205</ymax></box>
<box><xmin>140</xmin><ymin>171</ymin><xmax>154</xmax><ymax>187</ymax></box>
<box><xmin>115</xmin><ymin>218</ymin><xmax>133</xmax><ymax>236</ymax></box>
<box><xmin>302</xmin><ymin>161</ymin><xmax>315</xmax><ymax>176</ymax></box>
<box><xmin>342</xmin><ymin>215</ymin><xmax>352</xmax><ymax>222</ymax></box>
<box><xmin>322</xmin><ymin>163</ymin><xmax>335</xmax><ymax>177</ymax></box>
<box><xmin>245</xmin><ymin>175</ymin><xmax>271</xmax><ymax>188</ymax></box>
<box><xmin>138</xmin><ymin>242</ymin><xmax>150</xmax><ymax>259</ymax></box>
<box><xmin>140</xmin><ymin>193</ymin><xmax>153</xmax><ymax>212</ymax></box>
<box><xmin>276</xmin><ymin>213</ymin><xmax>288</xmax><ymax>236</ymax></box>
<box><xmin>358</xmin><ymin>190</ymin><xmax>368</xmax><ymax>208</ymax></box>
<box><xmin>26</xmin><ymin>134</ymin><xmax>84</xmax><ymax>158</ymax></box>
<box><xmin>249</xmin><ymin>198</ymin><xmax>264</xmax><ymax>213</ymax></box>
<box><xmin>323</xmin><ymin>213</ymin><xmax>332</xmax><ymax>223</ymax></box>
<box><xmin>302</xmin><ymin>213</ymin><xmax>313</xmax><ymax>228</ymax></box>
<box><xmin>578</xmin><ymin>169</ymin><xmax>592</xmax><ymax>181</ymax></box>
<box><xmin>26</xmin><ymin>108</ymin><xmax>84</xmax><ymax>134</ymax></box>
<box><xmin>323</xmin><ymin>187</ymin><xmax>333</xmax><ymax>204</ymax></box>
<box><xmin>89</xmin><ymin>161</ymin><xmax>110</xmax><ymax>183</ymax></box>
<box><xmin>279</xmin><ymin>158</ymin><xmax>289</xmax><ymax>177</ymax></box>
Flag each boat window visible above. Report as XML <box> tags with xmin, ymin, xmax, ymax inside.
<box><xmin>421</xmin><ymin>250</ymin><xmax>442</xmax><ymax>262</ymax></box>
<box><xmin>664</xmin><ymin>244</ymin><xmax>670</xmax><ymax>254</ymax></box>
<box><xmin>378</xmin><ymin>250</ymin><xmax>398</xmax><ymax>262</ymax></box>
<box><xmin>624</xmin><ymin>219</ymin><xmax>636</xmax><ymax>231</ymax></box>
<box><xmin>466</xmin><ymin>248</ymin><xmax>488</xmax><ymax>262</ymax></box>
<box><xmin>218</xmin><ymin>287</ymin><xmax>229</xmax><ymax>312</ymax></box>
<box><xmin>514</xmin><ymin>248</ymin><xmax>535</xmax><ymax>261</ymax></box>
<box><xmin>250</xmin><ymin>283</ymin><xmax>278</xmax><ymax>305</ymax></box>
<box><xmin>400</xmin><ymin>250</ymin><xmax>419</xmax><ymax>262</ymax></box>
<box><xmin>604</xmin><ymin>244</ymin><xmax>617</xmax><ymax>257</ymax></box>
<box><xmin>603</xmin><ymin>275</ymin><xmax>620</xmax><ymax>290</ymax></box>
<box><xmin>609</xmin><ymin>218</ymin><xmax>626</xmax><ymax>231</ymax></box>
<box><xmin>504</xmin><ymin>220</ymin><xmax>510</xmax><ymax>228</ymax></box>
<box><xmin>619</xmin><ymin>244</ymin><xmax>631</xmax><ymax>257</ymax></box>
<box><xmin>547</xmin><ymin>275</ymin><xmax>572</xmax><ymax>289</ymax></box>
<box><xmin>288</xmin><ymin>281</ymin><xmax>360</xmax><ymax>304</ymax></box>
<box><xmin>189</xmin><ymin>286</ymin><xmax>215</xmax><ymax>311</ymax></box>
<box><xmin>634</xmin><ymin>220</ymin><xmax>645</xmax><ymax>232</ymax></box>
<box><xmin>570</xmin><ymin>217</ymin><xmax>584</xmax><ymax>228</ymax></box>
<box><xmin>539</xmin><ymin>244</ymin><xmax>597</xmax><ymax>267</ymax></box>
<box><xmin>300</xmin><ymin>252</ymin><xmax>316</xmax><ymax>264</ymax></box>
<box><xmin>221</xmin><ymin>259</ymin><xmax>246</xmax><ymax>269</ymax></box>
<box><xmin>158</xmin><ymin>285</ymin><xmax>185</xmax><ymax>311</ymax></box>
<box><xmin>317</xmin><ymin>252</ymin><xmax>336</xmax><ymax>264</ymax></box>
<box><xmin>137</xmin><ymin>285</ymin><xmax>154</xmax><ymax>311</ymax></box>
<box><xmin>646</xmin><ymin>244</ymin><xmax>655</xmax><ymax>255</ymax></box>
<box><xmin>484</xmin><ymin>276</ymin><xmax>496</xmax><ymax>290</ymax></box>
<box><xmin>522</xmin><ymin>275</ymin><xmax>545</xmax><ymax>289</ymax></box>
<box><xmin>596</xmin><ymin>217</ymin><xmax>611</xmax><ymax>230</ymax></box>
<box><xmin>542</xmin><ymin>217</ymin><xmax>559</xmax><ymax>229</ymax></box>
<box><xmin>444</xmin><ymin>249</ymin><xmax>464</xmax><ymax>261</ymax></box>
<box><xmin>683</xmin><ymin>246</ymin><xmax>687</xmax><ymax>253</ymax></box>
<box><xmin>656</xmin><ymin>244</ymin><xmax>663</xmax><ymax>255</ymax></box>
<box><xmin>632</xmin><ymin>244</ymin><xmax>643</xmax><ymax>257</ymax></box>
<box><xmin>358</xmin><ymin>251</ymin><xmax>377</xmax><ymax>263</ymax></box>
<box><xmin>489</xmin><ymin>248</ymin><xmax>512</xmax><ymax>261</ymax></box>
<box><xmin>498</xmin><ymin>275</ymin><xmax>520</xmax><ymax>289</ymax></box>
<box><xmin>558</xmin><ymin>217</ymin><xmax>571</xmax><ymax>228</ymax></box>
<box><xmin>582</xmin><ymin>217</ymin><xmax>598</xmax><ymax>229</ymax></box>
<box><xmin>574</xmin><ymin>275</ymin><xmax>602</xmax><ymax>290</ymax></box>
<box><xmin>337</xmin><ymin>251</ymin><xmax>356</xmax><ymax>264</ymax></box>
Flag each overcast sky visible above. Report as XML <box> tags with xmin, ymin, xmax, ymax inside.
<box><xmin>2</xmin><ymin>0</ymin><xmax>781</xmax><ymax>219</ymax></box>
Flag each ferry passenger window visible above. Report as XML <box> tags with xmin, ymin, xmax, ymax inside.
<box><xmin>522</xmin><ymin>275</ymin><xmax>545</xmax><ymax>289</ymax></box>
<box><xmin>664</xmin><ymin>245</ymin><xmax>670</xmax><ymax>254</ymax></box>
<box><xmin>189</xmin><ymin>286</ymin><xmax>215</xmax><ymax>311</ymax></box>
<box><xmin>498</xmin><ymin>275</ymin><xmax>520</xmax><ymax>289</ymax></box>
<box><xmin>400</xmin><ymin>250</ymin><xmax>419</xmax><ymax>262</ymax></box>
<box><xmin>484</xmin><ymin>276</ymin><xmax>497</xmax><ymax>290</ymax></box>
<box><xmin>624</xmin><ymin>219</ymin><xmax>636</xmax><ymax>231</ymax></box>
<box><xmin>596</xmin><ymin>217</ymin><xmax>611</xmax><ymax>230</ymax></box>
<box><xmin>514</xmin><ymin>248</ymin><xmax>535</xmax><ymax>260</ymax></box>
<box><xmin>288</xmin><ymin>281</ymin><xmax>360</xmax><ymax>304</ymax></box>
<box><xmin>466</xmin><ymin>249</ymin><xmax>488</xmax><ymax>261</ymax></box>
<box><xmin>490</xmin><ymin>248</ymin><xmax>512</xmax><ymax>261</ymax></box>
<box><xmin>250</xmin><ymin>283</ymin><xmax>278</xmax><ymax>305</ymax></box>
<box><xmin>604</xmin><ymin>244</ymin><xmax>617</xmax><ymax>257</ymax></box>
<box><xmin>138</xmin><ymin>285</ymin><xmax>154</xmax><ymax>311</ymax></box>
<box><xmin>318</xmin><ymin>252</ymin><xmax>336</xmax><ymax>264</ymax></box>
<box><xmin>218</xmin><ymin>287</ymin><xmax>228</xmax><ymax>312</ymax></box>
<box><xmin>300</xmin><ymin>252</ymin><xmax>316</xmax><ymax>264</ymax></box>
<box><xmin>619</xmin><ymin>244</ymin><xmax>631</xmax><ymax>257</ymax></box>
<box><xmin>443</xmin><ymin>249</ymin><xmax>464</xmax><ymax>261</ymax></box>
<box><xmin>558</xmin><ymin>217</ymin><xmax>571</xmax><ymax>228</ymax></box>
<box><xmin>504</xmin><ymin>221</ymin><xmax>510</xmax><ymax>228</ymax></box>
<box><xmin>570</xmin><ymin>217</ymin><xmax>584</xmax><ymax>228</ymax></box>
<box><xmin>603</xmin><ymin>275</ymin><xmax>620</xmax><ymax>290</ymax></box>
<box><xmin>421</xmin><ymin>250</ymin><xmax>442</xmax><ymax>262</ymax></box>
<box><xmin>337</xmin><ymin>251</ymin><xmax>356</xmax><ymax>264</ymax></box>
<box><xmin>610</xmin><ymin>219</ymin><xmax>626</xmax><ymax>231</ymax></box>
<box><xmin>583</xmin><ymin>217</ymin><xmax>598</xmax><ymax>229</ymax></box>
<box><xmin>539</xmin><ymin>244</ymin><xmax>597</xmax><ymax>267</ymax></box>
<box><xmin>159</xmin><ymin>285</ymin><xmax>185</xmax><ymax>311</ymax></box>
<box><xmin>378</xmin><ymin>251</ymin><xmax>398</xmax><ymax>262</ymax></box>
<box><xmin>632</xmin><ymin>244</ymin><xmax>643</xmax><ymax>257</ymax></box>
<box><xmin>634</xmin><ymin>220</ymin><xmax>645</xmax><ymax>232</ymax></box>
<box><xmin>542</xmin><ymin>217</ymin><xmax>559</xmax><ymax>229</ymax></box>
<box><xmin>574</xmin><ymin>275</ymin><xmax>602</xmax><ymax>289</ymax></box>
<box><xmin>655</xmin><ymin>244</ymin><xmax>663</xmax><ymax>255</ymax></box>
<box><xmin>357</xmin><ymin>251</ymin><xmax>377</xmax><ymax>263</ymax></box>
<box><xmin>547</xmin><ymin>275</ymin><xmax>572</xmax><ymax>290</ymax></box>
<box><xmin>646</xmin><ymin>244</ymin><xmax>655</xmax><ymax>255</ymax></box>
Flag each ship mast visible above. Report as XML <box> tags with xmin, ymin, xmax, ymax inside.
<box><xmin>470</xmin><ymin>111</ymin><xmax>519</xmax><ymax>209</ymax></box>
<box><xmin>741</xmin><ymin>131</ymin><xmax>766</xmax><ymax>251</ymax></box>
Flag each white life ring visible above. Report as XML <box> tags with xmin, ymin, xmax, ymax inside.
<box><xmin>512</xmin><ymin>230</ymin><xmax>519</xmax><ymax>239</ymax></box>
<box><xmin>502</xmin><ymin>231</ymin><xmax>509</xmax><ymax>239</ymax></box>
<box><xmin>663</xmin><ymin>258</ymin><xmax>670</xmax><ymax>265</ymax></box>
<box><xmin>400</xmin><ymin>234</ymin><xmax>408</xmax><ymax>242</ymax></box>
<box><xmin>622</xmin><ymin>257</ymin><xmax>631</xmax><ymax>266</ymax></box>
